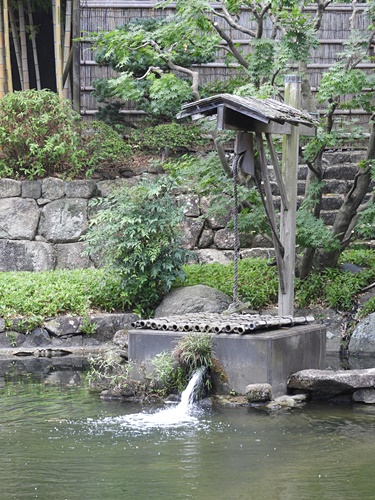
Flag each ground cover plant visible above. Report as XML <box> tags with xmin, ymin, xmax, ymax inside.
<box><xmin>0</xmin><ymin>249</ymin><xmax>374</xmax><ymax>328</ymax></box>
<box><xmin>0</xmin><ymin>268</ymin><xmax>127</xmax><ymax>327</ymax></box>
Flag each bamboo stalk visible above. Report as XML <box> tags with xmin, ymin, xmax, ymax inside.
<box><xmin>63</xmin><ymin>0</ymin><xmax>72</xmax><ymax>98</ymax></box>
<box><xmin>0</xmin><ymin>1</ymin><xmax>5</xmax><ymax>97</ymax></box>
<box><xmin>3</xmin><ymin>0</ymin><xmax>12</xmax><ymax>92</ymax></box>
<box><xmin>53</xmin><ymin>0</ymin><xmax>63</xmax><ymax>97</ymax></box>
<box><xmin>8</xmin><ymin>5</ymin><xmax>23</xmax><ymax>89</ymax></box>
<box><xmin>18</xmin><ymin>0</ymin><xmax>29</xmax><ymax>90</ymax></box>
<box><xmin>27</xmin><ymin>0</ymin><xmax>41</xmax><ymax>90</ymax></box>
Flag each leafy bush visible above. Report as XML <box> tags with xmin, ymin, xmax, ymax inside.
<box><xmin>80</xmin><ymin>121</ymin><xmax>132</xmax><ymax>173</ymax></box>
<box><xmin>129</xmin><ymin>123</ymin><xmax>207</xmax><ymax>154</ymax></box>
<box><xmin>0</xmin><ymin>90</ymin><xmax>132</xmax><ymax>180</ymax></box>
<box><xmin>84</xmin><ymin>176</ymin><xmax>190</xmax><ymax>316</ymax></box>
<box><xmin>295</xmin><ymin>248</ymin><xmax>375</xmax><ymax>310</ymax></box>
<box><xmin>181</xmin><ymin>258</ymin><xmax>279</xmax><ymax>309</ymax></box>
<box><xmin>0</xmin><ymin>89</ymin><xmax>84</xmax><ymax>179</ymax></box>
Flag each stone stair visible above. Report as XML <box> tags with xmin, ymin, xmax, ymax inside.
<box><xmin>269</xmin><ymin>150</ymin><xmax>373</xmax><ymax>227</ymax></box>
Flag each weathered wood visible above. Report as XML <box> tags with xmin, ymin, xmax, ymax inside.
<box><xmin>265</xmin><ymin>133</ymin><xmax>289</xmax><ymax>211</ymax></box>
<box><xmin>234</xmin><ymin>131</ymin><xmax>254</xmax><ymax>176</ymax></box>
<box><xmin>255</xmin><ymin>132</ymin><xmax>286</xmax><ymax>294</ymax></box>
<box><xmin>278</xmin><ymin>76</ymin><xmax>301</xmax><ymax>317</ymax></box>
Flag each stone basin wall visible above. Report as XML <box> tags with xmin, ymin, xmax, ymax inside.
<box><xmin>0</xmin><ymin>150</ymin><xmax>370</xmax><ymax>271</ymax></box>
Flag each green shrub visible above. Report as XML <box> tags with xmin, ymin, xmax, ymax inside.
<box><xmin>80</xmin><ymin>121</ymin><xmax>133</xmax><ymax>174</ymax></box>
<box><xmin>0</xmin><ymin>90</ymin><xmax>132</xmax><ymax>180</ymax></box>
<box><xmin>295</xmin><ymin>248</ymin><xmax>375</xmax><ymax>310</ymax></box>
<box><xmin>182</xmin><ymin>258</ymin><xmax>279</xmax><ymax>309</ymax></box>
<box><xmin>129</xmin><ymin>123</ymin><xmax>208</xmax><ymax>153</ymax></box>
<box><xmin>84</xmin><ymin>176</ymin><xmax>190</xmax><ymax>316</ymax></box>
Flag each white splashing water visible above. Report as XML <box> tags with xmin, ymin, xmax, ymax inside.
<box><xmin>90</xmin><ymin>367</ymin><xmax>207</xmax><ymax>432</ymax></box>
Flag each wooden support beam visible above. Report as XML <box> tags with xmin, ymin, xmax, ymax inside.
<box><xmin>278</xmin><ymin>75</ymin><xmax>301</xmax><ymax>316</ymax></box>
<box><xmin>255</xmin><ymin>132</ymin><xmax>286</xmax><ymax>294</ymax></box>
<box><xmin>265</xmin><ymin>133</ymin><xmax>289</xmax><ymax>211</ymax></box>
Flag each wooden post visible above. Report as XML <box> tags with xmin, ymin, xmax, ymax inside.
<box><xmin>278</xmin><ymin>75</ymin><xmax>301</xmax><ymax>317</ymax></box>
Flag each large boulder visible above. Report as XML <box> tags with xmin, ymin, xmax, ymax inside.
<box><xmin>154</xmin><ymin>285</ymin><xmax>232</xmax><ymax>317</ymax></box>
<box><xmin>288</xmin><ymin>368</ymin><xmax>375</xmax><ymax>398</ymax></box>
<box><xmin>349</xmin><ymin>313</ymin><xmax>375</xmax><ymax>355</ymax></box>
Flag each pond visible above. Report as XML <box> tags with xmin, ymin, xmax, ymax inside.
<box><xmin>1</xmin><ymin>371</ymin><xmax>375</xmax><ymax>500</ymax></box>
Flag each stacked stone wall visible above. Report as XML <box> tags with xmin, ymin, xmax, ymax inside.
<box><xmin>0</xmin><ymin>150</ymin><xmax>371</xmax><ymax>271</ymax></box>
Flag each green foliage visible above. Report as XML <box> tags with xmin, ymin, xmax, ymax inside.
<box><xmin>0</xmin><ymin>90</ymin><xmax>84</xmax><ymax>179</ymax></box>
<box><xmin>0</xmin><ymin>268</ymin><xmax>128</xmax><ymax>323</ymax></box>
<box><xmin>164</xmin><ymin>152</ymin><xmax>262</xmax><ymax>230</ymax></box>
<box><xmin>318</xmin><ymin>64</ymin><xmax>374</xmax><ymax>112</ymax></box>
<box><xmin>295</xmin><ymin>249</ymin><xmax>375</xmax><ymax>310</ymax></box>
<box><xmin>79</xmin><ymin>121</ymin><xmax>133</xmax><ymax>173</ymax></box>
<box><xmin>83</xmin><ymin>176</ymin><xmax>190</xmax><ymax>316</ymax></box>
<box><xmin>91</xmin><ymin>15</ymin><xmax>217</xmax><ymax>123</ymax></box>
<box><xmin>356</xmin><ymin>202</ymin><xmax>375</xmax><ymax>239</ymax></box>
<box><xmin>359</xmin><ymin>297</ymin><xmax>375</xmax><ymax>319</ymax></box>
<box><xmin>86</xmin><ymin>349</ymin><xmax>131</xmax><ymax>390</ymax></box>
<box><xmin>151</xmin><ymin>333</ymin><xmax>214</xmax><ymax>396</ymax></box>
<box><xmin>296</xmin><ymin>209</ymin><xmax>340</xmax><ymax>252</ymax></box>
<box><xmin>173</xmin><ymin>332</ymin><xmax>213</xmax><ymax>372</ymax></box>
<box><xmin>129</xmin><ymin>123</ymin><xmax>207</xmax><ymax>153</ymax></box>
<box><xmin>151</xmin><ymin>351</ymin><xmax>181</xmax><ymax>392</ymax></box>
<box><xmin>182</xmin><ymin>258</ymin><xmax>279</xmax><ymax>309</ymax></box>
<box><xmin>0</xmin><ymin>90</ymin><xmax>132</xmax><ymax>180</ymax></box>
<box><xmin>147</xmin><ymin>73</ymin><xmax>193</xmax><ymax>120</ymax></box>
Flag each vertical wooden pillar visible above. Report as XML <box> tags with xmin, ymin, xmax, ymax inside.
<box><xmin>278</xmin><ymin>75</ymin><xmax>301</xmax><ymax>317</ymax></box>
<box><xmin>72</xmin><ymin>0</ymin><xmax>80</xmax><ymax>113</ymax></box>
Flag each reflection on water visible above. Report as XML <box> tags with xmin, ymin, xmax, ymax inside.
<box><xmin>1</xmin><ymin>378</ymin><xmax>375</xmax><ymax>500</ymax></box>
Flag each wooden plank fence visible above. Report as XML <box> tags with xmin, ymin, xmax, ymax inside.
<box><xmin>79</xmin><ymin>1</ymin><xmax>374</xmax><ymax>128</ymax></box>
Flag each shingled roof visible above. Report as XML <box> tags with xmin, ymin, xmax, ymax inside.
<box><xmin>178</xmin><ymin>93</ymin><xmax>319</xmax><ymax>128</ymax></box>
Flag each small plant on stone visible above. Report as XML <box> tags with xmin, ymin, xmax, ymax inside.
<box><xmin>86</xmin><ymin>349</ymin><xmax>130</xmax><ymax>391</ymax></box>
<box><xmin>7</xmin><ymin>332</ymin><xmax>17</xmax><ymax>347</ymax></box>
<box><xmin>80</xmin><ymin>316</ymin><xmax>97</xmax><ymax>336</ymax></box>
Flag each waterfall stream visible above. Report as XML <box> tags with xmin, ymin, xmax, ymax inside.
<box><xmin>95</xmin><ymin>366</ymin><xmax>207</xmax><ymax>431</ymax></box>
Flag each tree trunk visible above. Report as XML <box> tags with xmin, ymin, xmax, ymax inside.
<box><xmin>315</xmin><ymin>120</ymin><xmax>375</xmax><ymax>269</ymax></box>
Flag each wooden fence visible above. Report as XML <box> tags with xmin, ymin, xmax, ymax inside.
<box><xmin>79</xmin><ymin>1</ymin><xmax>374</xmax><ymax>128</ymax></box>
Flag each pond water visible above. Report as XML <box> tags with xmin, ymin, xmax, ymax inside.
<box><xmin>1</xmin><ymin>373</ymin><xmax>375</xmax><ymax>500</ymax></box>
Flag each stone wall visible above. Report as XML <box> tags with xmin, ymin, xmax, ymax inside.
<box><xmin>0</xmin><ymin>150</ymin><xmax>371</xmax><ymax>271</ymax></box>
<box><xmin>0</xmin><ymin>176</ymin><xmax>255</xmax><ymax>272</ymax></box>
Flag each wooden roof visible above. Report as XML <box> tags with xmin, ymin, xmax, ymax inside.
<box><xmin>178</xmin><ymin>94</ymin><xmax>319</xmax><ymax>132</ymax></box>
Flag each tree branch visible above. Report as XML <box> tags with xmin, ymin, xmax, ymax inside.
<box><xmin>166</xmin><ymin>59</ymin><xmax>200</xmax><ymax>100</ymax></box>
<box><xmin>213</xmin><ymin>4</ymin><xmax>256</xmax><ymax>37</ymax></box>
<box><xmin>209</xmin><ymin>19</ymin><xmax>250</xmax><ymax>68</ymax></box>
